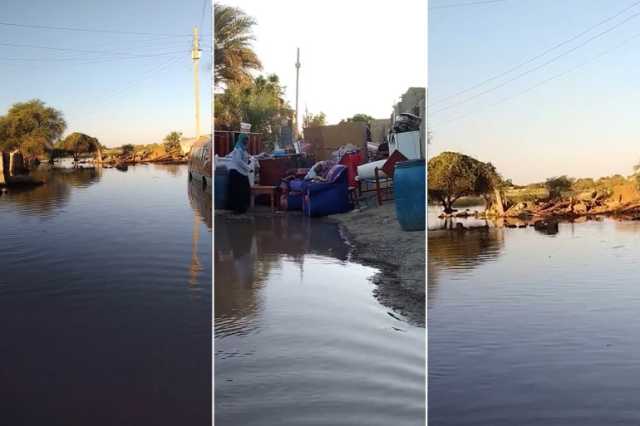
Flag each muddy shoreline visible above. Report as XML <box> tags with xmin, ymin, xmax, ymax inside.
<box><xmin>329</xmin><ymin>202</ymin><xmax>425</xmax><ymax>327</ymax></box>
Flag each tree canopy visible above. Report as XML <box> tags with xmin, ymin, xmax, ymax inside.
<box><xmin>214</xmin><ymin>3</ymin><xmax>262</xmax><ymax>88</ymax></box>
<box><xmin>340</xmin><ymin>113</ymin><xmax>374</xmax><ymax>124</ymax></box>
<box><xmin>545</xmin><ymin>176</ymin><xmax>573</xmax><ymax>199</ymax></box>
<box><xmin>428</xmin><ymin>151</ymin><xmax>502</xmax><ymax>213</ymax></box>
<box><xmin>215</xmin><ymin>73</ymin><xmax>292</xmax><ymax>144</ymax></box>
<box><xmin>57</xmin><ymin>132</ymin><xmax>101</xmax><ymax>161</ymax></box>
<box><xmin>164</xmin><ymin>131</ymin><xmax>183</xmax><ymax>154</ymax></box>
<box><xmin>303</xmin><ymin>111</ymin><xmax>326</xmax><ymax>128</ymax></box>
<box><xmin>0</xmin><ymin>99</ymin><xmax>66</xmax><ymax>157</ymax></box>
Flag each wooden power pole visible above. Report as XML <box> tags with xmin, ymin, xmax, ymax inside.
<box><xmin>192</xmin><ymin>26</ymin><xmax>201</xmax><ymax>140</ymax></box>
<box><xmin>295</xmin><ymin>48</ymin><xmax>301</xmax><ymax>136</ymax></box>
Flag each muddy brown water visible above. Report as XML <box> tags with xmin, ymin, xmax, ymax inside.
<box><xmin>215</xmin><ymin>213</ymin><xmax>425</xmax><ymax>426</ymax></box>
<box><xmin>0</xmin><ymin>165</ymin><xmax>211</xmax><ymax>425</ymax></box>
<box><xmin>429</xmin><ymin>204</ymin><xmax>640</xmax><ymax>425</ymax></box>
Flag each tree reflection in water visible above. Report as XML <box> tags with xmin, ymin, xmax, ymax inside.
<box><xmin>2</xmin><ymin>166</ymin><xmax>101</xmax><ymax>217</ymax></box>
<box><xmin>428</xmin><ymin>228</ymin><xmax>505</xmax><ymax>305</ymax></box>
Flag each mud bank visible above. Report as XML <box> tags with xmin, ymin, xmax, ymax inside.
<box><xmin>330</xmin><ymin>202</ymin><xmax>425</xmax><ymax>327</ymax></box>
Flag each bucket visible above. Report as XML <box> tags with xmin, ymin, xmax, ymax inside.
<box><xmin>214</xmin><ymin>166</ymin><xmax>229</xmax><ymax>209</ymax></box>
<box><xmin>393</xmin><ymin>159</ymin><xmax>425</xmax><ymax>231</ymax></box>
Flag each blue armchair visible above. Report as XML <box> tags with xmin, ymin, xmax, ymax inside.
<box><xmin>303</xmin><ymin>165</ymin><xmax>352</xmax><ymax>217</ymax></box>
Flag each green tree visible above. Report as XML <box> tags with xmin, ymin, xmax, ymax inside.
<box><xmin>20</xmin><ymin>134</ymin><xmax>49</xmax><ymax>160</ymax></box>
<box><xmin>572</xmin><ymin>177</ymin><xmax>596</xmax><ymax>191</ymax></box>
<box><xmin>0</xmin><ymin>99</ymin><xmax>66</xmax><ymax>155</ymax></box>
<box><xmin>545</xmin><ymin>176</ymin><xmax>573</xmax><ymax>199</ymax></box>
<box><xmin>163</xmin><ymin>131</ymin><xmax>183</xmax><ymax>154</ymax></box>
<box><xmin>121</xmin><ymin>144</ymin><xmax>135</xmax><ymax>155</ymax></box>
<box><xmin>341</xmin><ymin>113</ymin><xmax>374</xmax><ymax>124</ymax></box>
<box><xmin>57</xmin><ymin>132</ymin><xmax>101</xmax><ymax>162</ymax></box>
<box><xmin>214</xmin><ymin>74</ymin><xmax>293</xmax><ymax>145</ymax></box>
<box><xmin>214</xmin><ymin>3</ymin><xmax>262</xmax><ymax>88</ymax></box>
<box><xmin>428</xmin><ymin>151</ymin><xmax>502</xmax><ymax>213</ymax></box>
<box><xmin>303</xmin><ymin>111</ymin><xmax>326</xmax><ymax>128</ymax></box>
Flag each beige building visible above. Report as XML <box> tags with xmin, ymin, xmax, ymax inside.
<box><xmin>393</xmin><ymin>87</ymin><xmax>426</xmax><ymax>158</ymax></box>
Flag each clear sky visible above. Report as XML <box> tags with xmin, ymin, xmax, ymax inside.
<box><xmin>218</xmin><ymin>0</ymin><xmax>427</xmax><ymax>126</ymax></box>
<box><xmin>0</xmin><ymin>0</ymin><xmax>211</xmax><ymax>148</ymax></box>
<box><xmin>429</xmin><ymin>0</ymin><xmax>640</xmax><ymax>184</ymax></box>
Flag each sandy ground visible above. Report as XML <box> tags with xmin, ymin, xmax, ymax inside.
<box><xmin>330</xmin><ymin>200</ymin><xmax>426</xmax><ymax>327</ymax></box>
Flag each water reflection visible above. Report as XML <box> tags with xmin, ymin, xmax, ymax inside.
<box><xmin>0</xmin><ymin>164</ymin><xmax>211</xmax><ymax>425</ymax></box>
<box><xmin>428</xmin><ymin>227</ymin><xmax>505</xmax><ymax>270</ymax></box>
<box><xmin>215</xmin><ymin>214</ymin><xmax>425</xmax><ymax>426</ymax></box>
<box><xmin>1</xmin><ymin>166</ymin><xmax>101</xmax><ymax>216</ymax></box>
<box><xmin>214</xmin><ymin>214</ymin><xmax>349</xmax><ymax>336</ymax></box>
<box><xmin>187</xmin><ymin>184</ymin><xmax>212</xmax><ymax>288</ymax></box>
<box><xmin>428</xmin><ymin>219</ymin><xmax>640</xmax><ymax>425</ymax></box>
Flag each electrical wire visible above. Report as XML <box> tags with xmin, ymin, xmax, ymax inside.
<box><xmin>430</xmin><ymin>7</ymin><xmax>640</xmax><ymax>116</ymax></box>
<box><xmin>431</xmin><ymin>30</ymin><xmax>640</xmax><ymax>128</ymax></box>
<box><xmin>429</xmin><ymin>0</ymin><xmax>508</xmax><ymax>10</ymax></box>
<box><xmin>431</xmin><ymin>0</ymin><xmax>640</xmax><ymax>106</ymax></box>
<box><xmin>0</xmin><ymin>42</ymin><xmax>188</xmax><ymax>58</ymax></box>
<box><xmin>0</xmin><ymin>21</ymin><xmax>191</xmax><ymax>37</ymax></box>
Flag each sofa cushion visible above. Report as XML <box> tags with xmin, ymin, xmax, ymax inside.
<box><xmin>325</xmin><ymin>164</ymin><xmax>346</xmax><ymax>183</ymax></box>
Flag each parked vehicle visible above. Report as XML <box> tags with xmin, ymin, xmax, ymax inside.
<box><xmin>188</xmin><ymin>137</ymin><xmax>212</xmax><ymax>191</ymax></box>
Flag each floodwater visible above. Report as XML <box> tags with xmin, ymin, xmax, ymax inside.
<box><xmin>215</xmin><ymin>213</ymin><xmax>425</xmax><ymax>426</ymax></box>
<box><xmin>0</xmin><ymin>164</ymin><xmax>211</xmax><ymax>425</ymax></box>
<box><xmin>428</xmin><ymin>206</ymin><xmax>640</xmax><ymax>425</ymax></box>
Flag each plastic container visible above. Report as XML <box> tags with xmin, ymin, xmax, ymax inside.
<box><xmin>339</xmin><ymin>150</ymin><xmax>363</xmax><ymax>188</ymax></box>
<box><xmin>356</xmin><ymin>159</ymin><xmax>387</xmax><ymax>180</ymax></box>
<box><xmin>393</xmin><ymin>159</ymin><xmax>425</xmax><ymax>231</ymax></box>
<box><xmin>214</xmin><ymin>165</ymin><xmax>229</xmax><ymax>210</ymax></box>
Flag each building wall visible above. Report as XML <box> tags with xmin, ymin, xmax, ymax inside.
<box><xmin>370</xmin><ymin>118</ymin><xmax>391</xmax><ymax>143</ymax></box>
<box><xmin>303</xmin><ymin>122</ymin><xmax>368</xmax><ymax>161</ymax></box>
<box><xmin>393</xmin><ymin>87</ymin><xmax>426</xmax><ymax>158</ymax></box>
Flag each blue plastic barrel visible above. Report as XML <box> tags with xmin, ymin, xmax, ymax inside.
<box><xmin>214</xmin><ymin>166</ymin><xmax>229</xmax><ymax>209</ymax></box>
<box><xmin>394</xmin><ymin>159</ymin><xmax>425</xmax><ymax>231</ymax></box>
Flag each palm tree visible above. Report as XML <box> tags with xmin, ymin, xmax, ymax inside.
<box><xmin>214</xmin><ymin>4</ymin><xmax>262</xmax><ymax>88</ymax></box>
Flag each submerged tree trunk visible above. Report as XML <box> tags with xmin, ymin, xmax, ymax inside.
<box><xmin>493</xmin><ymin>188</ymin><xmax>505</xmax><ymax>216</ymax></box>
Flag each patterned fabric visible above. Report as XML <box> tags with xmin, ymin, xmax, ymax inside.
<box><xmin>325</xmin><ymin>164</ymin><xmax>346</xmax><ymax>183</ymax></box>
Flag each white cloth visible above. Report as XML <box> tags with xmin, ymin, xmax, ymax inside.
<box><xmin>227</xmin><ymin>147</ymin><xmax>251</xmax><ymax>176</ymax></box>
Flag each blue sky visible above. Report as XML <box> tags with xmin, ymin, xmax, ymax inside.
<box><xmin>0</xmin><ymin>0</ymin><xmax>211</xmax><ymax>147</ymax></box>
<box><xmin>429</xmin><ymin>0</ymin><xmax>640</xmax><ymax>184</ymax></box>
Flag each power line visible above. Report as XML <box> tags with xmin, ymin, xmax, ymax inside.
<box><xmin>431</xmin><ymin>0</ymin><xmax>640</xmax><ymax>106</ymax></box>
<box><xmin>429</xmin><ymin>0</ymin><xmax>508</xmax><ymax>10</ymax></box>
<box><xmin>0</xmin><ymin>21</ymin><xmax>191</xmax><ymax>37</ymax></box>
<box><xmin>432</xmin><ymin>30</ymin><xmax>640</xmax><ymax>128</ymax></box>
<box><xmin>0</xmin><ymin>42</ymin><xmax>188</xmax><ymax>58</ymax></box>
<box><xmin>83</xmin><ymin>54</ymin><xmax>185</xmax><ymax>120</ymax></box>
<box><xmin>199</xmin><ymin>0</ymin><xmax>210</xmax><ymax>31</ymax></box>
<box><xmin>429</xmin><ymin>8</ymin><xmax>640</xmax><ymax>116</ymax></box>
<box><xmin>0</xmin><ymin>53</ymin><xmax>185</xmax><ymax>64</ymax></box>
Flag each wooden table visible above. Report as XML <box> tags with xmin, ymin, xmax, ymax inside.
<box><xmin>250</xmin><ymin>185</ymin><xmax>278</xmax><ymax>210</ymax></box>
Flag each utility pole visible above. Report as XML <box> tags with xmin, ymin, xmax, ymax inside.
<box><xmin>295</xmin><ymin>47</ymin><xmax>301</xmax><ymax>136</ymax></box>
<box><xmin>192</xmin><ymin>26</ymin><xmax>201</xmax><ymax>140</ymax></box>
